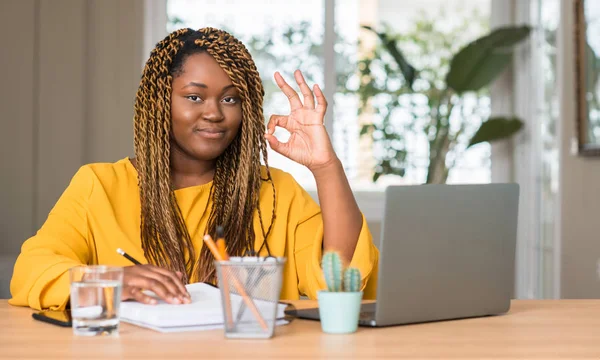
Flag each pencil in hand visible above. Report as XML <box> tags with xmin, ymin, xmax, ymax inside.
<box><xmin>117</xmin><ymin>247</ymin><xmax>191</xmax><ymax>301</ymax></box>
<box><xmin>116</xmin><ymin>248</ymin><xmax>142</xmax><ymax>265</ymax></box>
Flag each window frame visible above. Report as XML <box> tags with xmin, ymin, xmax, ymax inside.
<box><xmin>152</xmin><ymin>0</ymin><xmax>560</xmax><ymax>299</ymax></box>
<box><xmin>151</xmin><ymin>0</ymin><xmax>513</xmax><ymax>224</ymax></box>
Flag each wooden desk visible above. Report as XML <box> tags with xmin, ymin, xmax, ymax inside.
<box><xmin>2</xmin><ymin>300</ymin><xmax>600</xmax><ymax>359</ymax></box>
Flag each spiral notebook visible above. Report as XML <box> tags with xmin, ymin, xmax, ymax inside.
<box><xmin>119</xmin><ymin>282</ymin><xmax>289</xmax><ymax>333</ymax></box>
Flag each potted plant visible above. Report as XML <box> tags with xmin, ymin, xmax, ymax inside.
<box><xmin>358</xmin><ymin>18</ymin><xmax>531</xmax><ymax>183</ymax></box>
<box><xmin>318</xmin><ymin>251</ymin><xmax>362</xmax><ymax>334</ymax></box>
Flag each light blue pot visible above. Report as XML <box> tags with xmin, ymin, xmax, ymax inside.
<box><xmin>317</xmin><ymin>290</ymin><xmax>363</xmax><ymax>334</ymax></box>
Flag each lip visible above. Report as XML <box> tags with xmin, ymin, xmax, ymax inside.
<box><xmin>194</xmin><ymin>128</ymin><xmax>226</xmax><ymax>139</ymax></box>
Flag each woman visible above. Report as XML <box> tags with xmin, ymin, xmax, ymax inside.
<box><xmin>9</xmin><ymin>27</ymin><xmax>379</xmax><ymax>311</ymax></box>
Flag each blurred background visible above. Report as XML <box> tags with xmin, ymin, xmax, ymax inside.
<box><xmin>1</xmin><ymin>0</ymin><xmax>598</xmax><ymax>301</ymax></box>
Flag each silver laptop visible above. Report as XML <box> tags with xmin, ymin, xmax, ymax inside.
<box><xmin>293</xmin><ymin>183</ymin><xmax>519</xmax><ymax>327</ymax></box>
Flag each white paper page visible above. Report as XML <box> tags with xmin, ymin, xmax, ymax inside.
<box><xmin>123</xmin><ymin>318</ymin><xmax>289</xmax><ymax>333</ymax></box>
<box><xmin>120</xmin><ymin>282</ymin><xmax>288</xmax><ymax>330</ymax></box>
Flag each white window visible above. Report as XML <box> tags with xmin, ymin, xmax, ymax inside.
<box><xmin>532</xmin><ymin>0</ymin><xmax>560</xmax><ymax>298</ymax></box>
<box><xmin>160</xmin><ymin>0</ymin><xmax>562</xmax><ymax>299</ymax></box>
<box><xmin>166</xmin><ymin>0</ymin><xmax>493</xmax><ymax>196</ymax></box>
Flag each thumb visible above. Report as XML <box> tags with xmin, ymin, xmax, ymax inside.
<box><xmin>265</xmin><ymin>133</ymin><xmax>290</xmax><ymax>158</ymax></box>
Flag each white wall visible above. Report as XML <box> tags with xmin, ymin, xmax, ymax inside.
<box><xmin>0</xmin><ymin>0</ymin><xmax>146</xmax><ymax>298</ymax></box>
<box><xmin>559</xmin><ymin>0</ymin><xmax>600</xmax><ymax>298</ymax></box>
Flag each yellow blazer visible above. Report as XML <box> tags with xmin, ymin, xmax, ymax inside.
<box><xmin>10</xmin><ymin>158</ymin><xmax>379</xmax><ymax>310</ymax></box>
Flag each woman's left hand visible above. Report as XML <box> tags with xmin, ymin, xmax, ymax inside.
<box><xmin>265</xmin><ymin>70</ymin><xmax>338</xmax><ymax>172</ymax></box>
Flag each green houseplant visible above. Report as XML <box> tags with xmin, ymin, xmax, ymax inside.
<box><xmin>318</xmin><ymin>251</ymin><xmax>362</xmax><ymax>334</ymax></box>
<box><xmin>358</xmin><ymin>21</ymin><xmax>532</xmax><ymax>183</ymax></box>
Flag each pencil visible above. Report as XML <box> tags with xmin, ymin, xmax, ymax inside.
<box><xmin>117</xmin><ymin>248</ymin><xmax>191</xmax><ymax>300</ymax></box>
<box><xmin>214</xmin><ymin>226</ymin><xmax>232</xmax><ymax>328</ymax></box>
<box><xmin>116</xmin><ymin>248</ymin><xmax>142</xmax><ymax>265</ymax></box>
<box><xmin>215</xmin><ymin>226</ymin><xmax>228</xmax><ymax>260</ymax></box>
<box><xmin>203</xmin><ymin>234</ymin><xmax>268</xmax><ymax>330</ymax></box>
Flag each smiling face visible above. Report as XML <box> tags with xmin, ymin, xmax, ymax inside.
<box><xmin>169</xmin><ymin>52</ymin><xmax>243</xmax><ymax>162</ymax></box>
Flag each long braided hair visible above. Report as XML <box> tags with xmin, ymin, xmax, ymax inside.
<box><xmin>133</xmin><ymin>27</ymin><xmax>277</xmax><ymax>283</ymax></box>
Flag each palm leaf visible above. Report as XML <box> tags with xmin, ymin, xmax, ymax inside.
<box><xmin>467</xmin><ymin>117</ymin><xmax>524</xmax><ymax>148</ymax></box>
<box><xmin>362</xmin><ymin>25</ymin><xmax>417</xmax><ymax>89</ymax></box>
<box><xmin>446</xmin><ymin>26</ymin><xmax>531</xmax><ymax>94</ymax></box>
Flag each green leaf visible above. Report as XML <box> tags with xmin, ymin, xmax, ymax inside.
<box><xmin>394</xmin><ymin>149</ymin><xmax>407</xmax><ymax>162</ymax></box>
<box><xmin>467</xmin><ymin>117</ymin><xmax>524</xmax><ymax>148</ymax></box>
<box><xmin>168</xmin><ymin>15</ymin><xmax>185</xmax><ymax>26</ymax></box>
<box><xmin>362</xmin><ymin>25</ymin><xmax>417</xmax><ymax>89</ymax></box>
<box><xmin>373</xmin><ymin>172</ymin><xmax>382</xmax><ymax>182</ymax></box>
<box><xmin>360</xmin><ymin>124</ymin><xmax>375</xmax><ymax>136</ymax></box>
<box><xmin>446</xmin><ymin>26</ymin><xmax>531</xmax><ymax>93</ymax></box>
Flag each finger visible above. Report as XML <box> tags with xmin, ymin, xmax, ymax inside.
<box><xmin>267</xmin><ymin>114</ymin><xmax>288</xmax><ymax>135</ymax></box>
<box><xmin>139</xmin><ymin>266</ymin><xmax>190</xmax><ymax>303</ymax></box>
<box><xmin>145</xmin><ymin>265</ymin><xmax>190</xmax><ymax>300</ymax></box>
<box><xmin>124</xmin><ymin>271</ymin><xmax>182</xmax><ymax>304</ymax></box>
<box><xmin>274</xmin><ymin>72</ymin><xmax>303</xmax><ymax>111</ymax></box>
<box><xmin>313</xmin><ymin>84</ymin><xmax>328</xmax><ymax>115</ymax></box>
<box><xmin>174</xmin><ymin>271</ymin><xmax>190</xmax><ymax>299</ymax></box>
<box><xmin>122</xmin><ymin>287</ymin><xmax>156</xmax><ymax>304</ymax></box>
<box><xmin>294</xmin><ymin>70</ymin><xmax>315</xmax><ymax>109</ymax></box>
<box><xmin>265</xmin><ymin>133</ymin><xmax>290</xmax><ymax>158</ymax></box>
<box><xmin>129</xmin><ymin>287</ymin><xmax>158</xmax><ymax>305</ymax></box>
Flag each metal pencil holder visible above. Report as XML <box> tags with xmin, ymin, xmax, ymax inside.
<box><xmin>214</xmin><ymin>256</ymin><xmax>286</xmax><ymax>339</ymax></box>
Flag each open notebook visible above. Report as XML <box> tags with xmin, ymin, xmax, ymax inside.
<box><xmin>120</xmin><ymin>283</ymin><xmax>289</xmax><ymax>333</ymax></box>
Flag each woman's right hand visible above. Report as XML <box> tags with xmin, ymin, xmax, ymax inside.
<box><xmin>122</xmin><ymin>265</ymin><xmax>191</xmax><ymax>305</ymax></box>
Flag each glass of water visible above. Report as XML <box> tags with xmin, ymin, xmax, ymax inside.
<box><xmin>69</xmin><ymin>265</ymin><xmax>124</xmax><ymax>336</ymax></box>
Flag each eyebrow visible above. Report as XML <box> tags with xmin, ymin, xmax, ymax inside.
<box><xmin>182</xmin><ymin>82</ymin><xmax>235</xmax><ymax>91</ymax></box>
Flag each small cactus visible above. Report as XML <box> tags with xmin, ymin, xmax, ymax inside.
<box><xmin>322</xmin><ymin>252</ymin><xmax>342</xmax><ymax>292</ymax></box>
<box><xmin>322</xmin><ymin>251</ymin><xmax>362</xmax><ymax>292</ymax></box>
<box><xmin>343</xmin><ymin>267</ymin><xmax>361</xmax><ymax>292</ymax></box>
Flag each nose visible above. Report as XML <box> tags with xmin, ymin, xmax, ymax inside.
<box><xmin>202</xmin><ymin>99</ymin><xmax>225</xmax><ymax>122</ymax></box>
